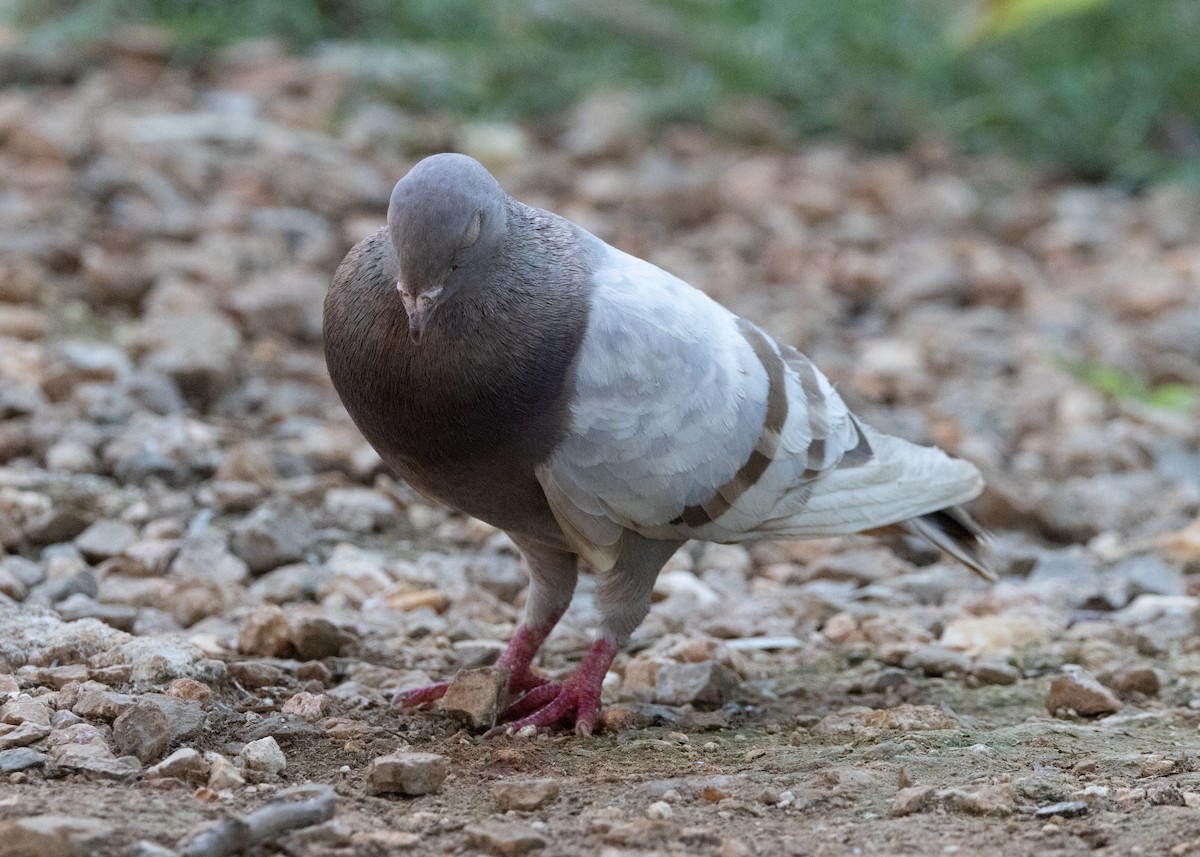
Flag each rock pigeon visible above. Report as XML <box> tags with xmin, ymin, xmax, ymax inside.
<box><xmin>323</xmin><ymin>153</ymin><xmax>992</xmax><ymax>736</ymax></box>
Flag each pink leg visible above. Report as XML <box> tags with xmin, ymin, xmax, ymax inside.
<box><xmin>485</xmin><ymin>638</ymin><xmax>617</xmax><ymax>738</ymax></box>
<box><xmin>392</xmin><ymin>607</ymin><xmax>566</xmax><ymax>709</ymax></box>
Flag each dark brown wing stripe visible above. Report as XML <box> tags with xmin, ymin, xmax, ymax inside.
<box><xmin>839</xmin><ymin>416</ymin><xmax>874</xmax><ymax>467</ymax></box>
<box><xmin>672</xmin><ymin>321</ymin><xmax>787</xmax><ymax>528</ymax></box>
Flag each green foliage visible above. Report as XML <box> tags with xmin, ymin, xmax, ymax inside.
<box><xmin>1062</xmin><ymin>359</ymin><xmax>1198</xmax><ymax>413</ymax></box>
<box><xmin>9</xmin><ymin>0</ymin><xmax>1200</xmax><ymax>184</ymax></box>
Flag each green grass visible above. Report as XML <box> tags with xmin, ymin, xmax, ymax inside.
<box><xmin>10</xmin><ymin>0</ymin><xmax>1200</xmax><ymax>185</ymax></box>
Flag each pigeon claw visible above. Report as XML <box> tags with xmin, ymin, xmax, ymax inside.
<box><xmin>483</xmin><ymin>638</ymin><xmax>617</xmax><ymax>738</ymax></box>
<box><xmin>483</xmin><ymin>679</ymin><xmax>602</xmax><ymax>738</ymax></box>
<box><xmin>392</xmin><ymin>681</ymin><xmax>450</xmax><ymax>709</ymax></box>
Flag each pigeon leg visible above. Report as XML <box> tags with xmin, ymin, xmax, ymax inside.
<box><xmin>488</xmin><ymin>536</ymin><xmax>684</xmax><ymax>737</ymax></box>
<box><xmin>393</xmin><ymin>538</ymin><xmax>577</xmax><ymax>709</ymax></box>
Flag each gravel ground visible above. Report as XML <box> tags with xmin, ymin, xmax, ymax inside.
<box><xmin>1</xmin><ymin>32</ymin><xmax>1200</xmax><ymax>857</ymax></box>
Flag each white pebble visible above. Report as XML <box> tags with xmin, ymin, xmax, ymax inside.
<box><xmin>646</xmin><ymin>801</ymin><xmax>673</xmax><ymax>820</ymax></box>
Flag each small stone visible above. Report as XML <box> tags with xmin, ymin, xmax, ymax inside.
<box><xmin>281</xmin><ymin>691</ymin><xmax>328</xmax><ymax>722</ymax></box>
<box><xmin>231</xmin><ymin>499</ymin><xmax>311</xmax><ymax>574</ymax></box>
<box><xmin>1139</xmin><ymin>757</ymin><xmax>1179</xmax><ymax>778</ymax></box>
<box><xmin>166</xmin><ymin>678</ymin><xmax>213</xmax><ymax>707</ymax></box>
<box><xmin>1046</xmin><ymin>665</ymin><xmax>1123</xmax><ymax>718</ymax></box>
<box><xmin>351</xmin><ymin>831</ymin><xmax>422</xmax><ymax>850</ymax></box>
<box><xmin>972</xmin><ymin>657</ymin><xmax>1020</xmax><ymax>686</ymax></box>
<box><xmin>54</xmin><ymin>595</ymin><xmax>138</xmax><ymax>632</ymax></box>
<box><xmin>320</xmin><ymin>487</ymin><xmax>398</xmax><ymax>533</ymax></box>
<box><xmin>1097</xmin><ymin>663</ymin><xmax>1161</xmax><ymax>698</ymax></box>
<box><xmin>1035</xmin><ymin>800</ymin><xmax>1089</xmax><ymax>819</ymax></box>
<box><xmin>227</xmin><ymin>661</ymin><xmax>287</xmax><ymax>688</ymax></box>
<box><xmin>290</xmin><ymin>615</ymin><xmax>351</xmax><ymax>660</ymax></box>
<box><xmin>442</xmin><ymin>667</ymin><xmax>510</xmax><ymax>730</ymax></box>
<box><xmin>367</xmin><ymin>751</ymin><xmax>448</xmax><ymax>796</ymax></box>
<box><xmin>940</xmin><ymin>614</ymin><xmax>1050</xmax><ymax>656</ymax></box>
<box><xmin>492</xmin><ymin>778</ymin><xmax>561</xmax><ymax>812</ymax></box>
<box><xmin>238</xmin><ymin>736</ymin><xmax>286</xmax><ymax>776</ymax></box>
<box><xmin>902</xmin><ymin>644</ymin><xmax>972</xmax><ymax>677</ymax></box>
<box><xmin>0</xmin><ymin>721</ymin><xmax>51</xmax><ymax>749</ymax></box>
<box><xmin>111</xmin><ymin>701</ymin><xmax>171</xmax><ymax>763</ymax></box>
<box><xmin>464</xmin><ymin>820</ymin><xmax>548</xmax><ymax>857</ymax></box>
<box><xmin>938</xmin><ymin>784</ymin><xmax>1017</xmax><ymax>816</ymax></box>
<box><xmin>719</xmin><ymin>840</ymin><xmax>753</xmax><ymax>857</ymax></box>
<box><xmin>0</xmin><ymin>815</ymin><xmax>115</xmax><ymax>857</ymax></box>
<box><xmin>237</xmin><ymin>604</ymin><xmax>292</xmax><ymax>657</ymax></box>
<box><xmin>47</xmin><ymin>723</ymin><xmax>139</xmax><ymax>780</ymax></box>
<box><xmin>0</xmin><ymin>747</ymin><xmax>46</xmax><ymax>772</ymax></box>
<box><xmin>72</xmin><ymin>690</ymin><xmax>133</xmax><ymax>722</ymax></box>
<box><xmin>1</xmin><ymin>695</ymin><xmax>52</xmax><ymax>727</ymax></box>
<box><xmin>205</xmin><ymin>752</ymin><xmax>245</xmax><ymax>790</ymax></box>
<box><xmin>32</xmin><ymin>662</ymin><xmax>89</xmax><ymax>686</ymax></box>
<box><xmin>145</xmin><ymin>747</ymin><xmax>209</xmax><ymax>786</ymax></box>
<box><xmin>74</xmin><ymin>520</ymin><xmax>137</xmax><ymax>562</ymax></box>
<box><xmin>652</xmin><ymin>661</ymin><xmax>740</xmax><ymax>706</ymax></box>
<box><xmin>889</xmin><ymin>785</ymin><xmax>936</xmax><ymax>817</ymax></box>
<box><xmin>645</xmin><ymin>801</ymin><xmax>673</xmax><ymax>820</ymax></box>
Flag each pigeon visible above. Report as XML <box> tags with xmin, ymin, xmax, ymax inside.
<box><xmin>323</xmin><ymin>153</ymin><xmax>992</xmax><ymax>736</ymax></box>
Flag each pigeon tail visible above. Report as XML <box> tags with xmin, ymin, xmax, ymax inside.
<box><xmin>901</xmin><ymin>506</ymin><xmax>994</xmax><ymax>582</ymax></box>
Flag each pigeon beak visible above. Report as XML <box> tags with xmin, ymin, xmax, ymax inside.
<box><xmin>398</xmin><ymin>283</ymin><xmax>442</xmax><ymax>345</ymax></box>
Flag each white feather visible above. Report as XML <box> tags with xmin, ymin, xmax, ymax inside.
<box><xmin>537</xmin><ymin>243</ymin><xmax>984</xmax><ymax>569</ymax></box>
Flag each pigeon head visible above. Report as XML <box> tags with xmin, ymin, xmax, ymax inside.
<box><xmin>387</xmin><ymin>153</ymin><xmax>509</xmax><ymax>343</ymax></box>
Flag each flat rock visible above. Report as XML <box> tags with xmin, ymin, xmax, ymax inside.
<box><xmin>889</xmin><ymin>785</ymin><xmax>936</xmax><ymax>817</ymax></box>
<box><xmin>367</xmin><ymin>751</ymin><xmax>448</xmax><ymax>796</ymax></box>
<box><xmin>0</xmin><ymin>746</ymin><xmax>47</xmax><ymax>772</ymax></box>
<box><xmin>442</xmin><ymin>666</ymin><xmax>509</xmax><ymax>729</ymax></box>
<box><xmin>145</xmin><ymin>747</ymin><xmax>209</xmax><ymax>785</ymax></box>
<box><xmin>815</xmin><ymin>704</ymin><xmax>959</xmax><ymax>737</ymax></box>
<box><xmin>1</xmin><ymin>695</ymin><xmax>52</xmax><ymax>727</ymax></box>
<box><xmin>0</xmin><ymin>815</ymin><xmax>115</xmax><ymax>857</ymax></box>
<box><xmin>72</xmin><ymin>689</ymin><xmax>134</xmax><ymax>721</ymax></box>
<box><xmin>972</xmin><ymin>657</ymin><xmax>1020</xmax><ymax>686</ymax></box>
<box><xmin>47</xmin><ymin>724</ymin><xmax>140</xmax><ymax>780</ymax></box>
<box><xmin>1046</xmin><ymin>665</ymin><xmax>1123</xmax><ymax>718</ymax></box>
<box><xmin>652</xmin><ymin>660</ymin><xmax>740</xmax><ymax>706</ymax></box>
<box><xmin>463</xmin><ymin>821</ymin><xmax>547</xmax><ymax>857</ymax></box>
<box><xmin>0</xmin><ymin>721</ymin><xmax>51</xmax><ymax>749</ymax></box>
<box><xmin>492</xmin><ymin>778</ymin><xmax>561</xmax><ymax>812</ymax></box>
<box><xmin>902</xmin><ymin>644</ymin><xmax>972</xmax><ymax>677</ymax></box>
<box><xmin>937</xmin><ymin>784</ymin><xmax>1017</xmax><ymax>816</ymax></box>
<box><xmin>1097</xmin><ymin>663</ymin><xmax>1160</xmax><ymax>698</ymax></box>
<box><xmin>74</xmin><ymin>519</ymin><xmax>137</xmax><ymax>562</ymax></box>
<box><xmin>1035</xmin><ymin>800</ymin><xmax>1089</xmax><ymax>819</ymax></box>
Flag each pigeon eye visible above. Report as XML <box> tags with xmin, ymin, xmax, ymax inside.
<box><xmin>459</xmin><ymin>211</ymin><xmax>482</xmax><ymax>249</ymax></box>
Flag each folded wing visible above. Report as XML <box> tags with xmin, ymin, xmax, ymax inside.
<box><xmin>538</xmin><ymin>244</ymin><xmax>987</xmax><ymax>576</ymax></box>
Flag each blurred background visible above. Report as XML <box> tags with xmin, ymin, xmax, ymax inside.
<box><xmin>7</xmin><ymin>0</ymin><xmax>1200</xmax><ymax>186</ymax></box>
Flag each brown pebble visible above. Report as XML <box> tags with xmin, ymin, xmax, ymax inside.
<box><xmin>492</xmin><ymin>778</ymin><xmax>561</xmax><ymax>812</ymax></box>
<box><xmin>1046</xmin><ymin>666</ymin><xmax>1122</xmax><ymax>718</ymax></box>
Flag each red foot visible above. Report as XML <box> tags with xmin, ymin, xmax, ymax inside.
<box><xmin>484</xmin><ymin>639</ymin><xmax>617</xmax><ymax>738</ymax></box>
<box><xmin>392</xmin><ymin>620</ymin><xmax>558</xmax><ymax>711</ymax></box>
<box><xmin>392</xmin><ymin>681</ymin><xmax>450</xmax><ymax>708</ymax></box>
